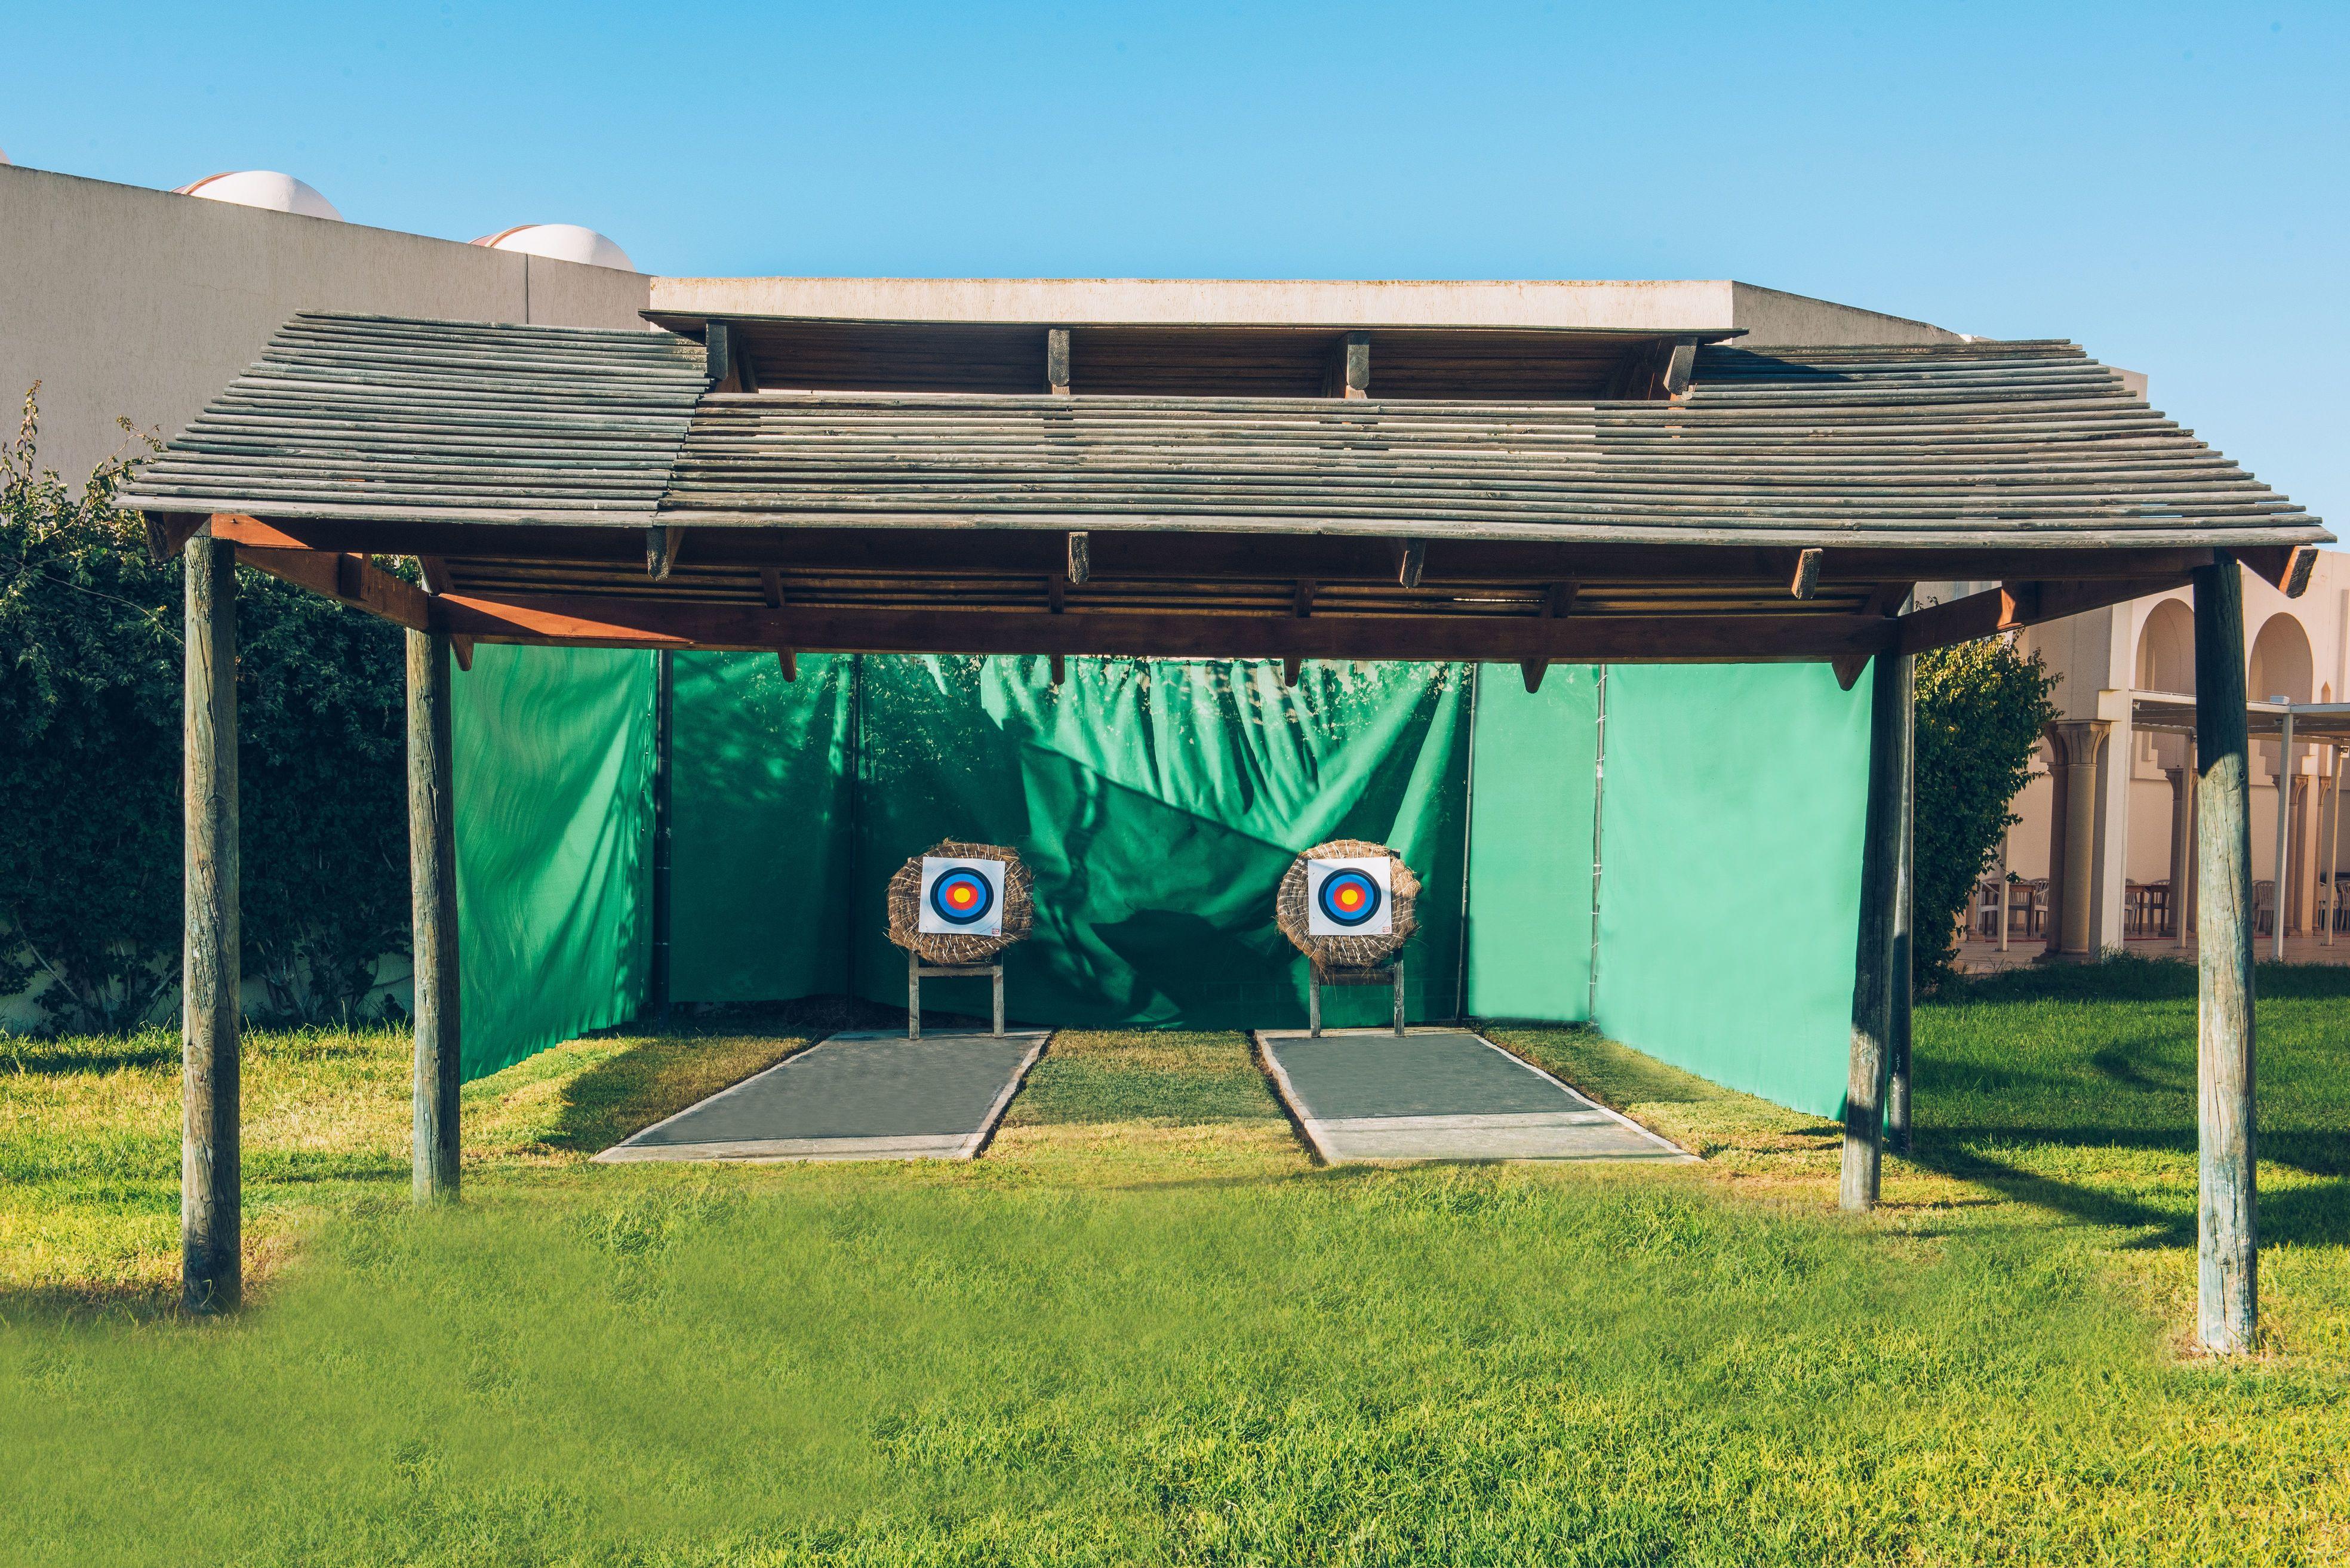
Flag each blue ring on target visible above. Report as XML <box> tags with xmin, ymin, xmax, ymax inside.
<box><xmin>928</xmin><ymin>867</ymin><xmax>997</xmax><ymax>927</ymax></box>
<box><xmin>1315</xmin><ymin>868</ymin><xmax>1383</xmax><ymax>928</ymax></box>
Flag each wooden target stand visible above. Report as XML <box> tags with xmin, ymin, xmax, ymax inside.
<box><xmin>908</xmin><ymin>950</ymin><xmax>1008</xmax><ymax>1040</ymax></box>
<box><xmin>1307</xmin><ymin>960</ymin><xmax>1407</xmax><ymax>1038</ymax></box>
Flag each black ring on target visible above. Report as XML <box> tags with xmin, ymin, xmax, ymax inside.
<box><xmin>929</xmin><ymin>867</ymin><xmax>997</xmax><ymax>926</ymax></box>
<box><xmin>1315</xmin><ymin>867</ymin><xmax>1383</xmax><ymax>928</ymax></box>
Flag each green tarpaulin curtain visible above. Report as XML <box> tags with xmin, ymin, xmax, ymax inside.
<box><xmin>1589</xmin><ymin>665</ymin><xmax>1868</xmax><ymax>1117</ymax></box>
<box><xmin>456</xmin><ymin>646</ymin><xmax>1870</xmax><ymax>1112</ymax></box>
<box><xmin>451</xmin><ymin>645</ymin><xmax>654</xmax><ymax>1080</ymax></box>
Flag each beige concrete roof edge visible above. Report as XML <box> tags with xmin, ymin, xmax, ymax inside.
<box><xmin>647</xmin><ymin>275</ymin><xmax>1746</xmax><ymax>331</ymax></box>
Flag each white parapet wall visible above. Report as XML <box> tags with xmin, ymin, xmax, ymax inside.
<box><xmin>0</xmin><ymin>162</ymin><xmax>653</xmax><ymax>482</ymax></box>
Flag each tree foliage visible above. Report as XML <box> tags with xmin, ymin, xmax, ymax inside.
<box><xmin>1912</xmin><ymin>636</ymin><xmax>2059</xmax><ymax>988</ymax></box>
<box><xmin>0</xmin><ymin>389</ymin><xmax>411</xmax><ymax>1032</ymax></box>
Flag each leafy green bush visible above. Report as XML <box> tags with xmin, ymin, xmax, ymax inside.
<box><xmin>1914</xmin><ymin>635</ymin><xmax>2058</xmax><ymax>987</ymax></box>
<box><xmin>0</xmin><ymin>388</ymin><xmax>410</xmax><ymax>1031</ymax></box>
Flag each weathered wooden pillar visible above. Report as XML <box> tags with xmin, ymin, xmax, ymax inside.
<box><xmin>1840</xmin><ymin>650</ymin><xmax>1909</xmax><ymax>1211</ymax></box>
<box><xmin>2192</xmin><ymin>560</ymin><xmax>2257</xmax><ymax>1351</ymax></box>
<box><xmin>183</xmin><ymin>534</ymin><xmax>241</xmax><ymax>1312</ymax></box>
<box><xmin>2271</xmin><ymin>710</ymin><xmax>2296</xmax><ymax>960</ymax></box>
<box><xmin>1885</xmin><ymin>655</ymin><xmax>1917</xmax><ymax>1154</ymax></box>
<box><xmin>407</xmin><ymin>626</ymin><xmax>461</xmax><ymax>1203</ymax></box>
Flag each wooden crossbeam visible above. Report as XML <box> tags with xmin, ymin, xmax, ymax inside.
<box><xmin>143</xmin><ymin>510</ymin><xmax>205</xmax><ymax>562</ymax></box>
<box><xmin>187</xmin><ymin>516</ymin><xmax>2224</xmax><ymax>592</ymax></box>
<box><xmin>1662</xmin><ymin>339</ymin><xmax>1699</xmax><ymax>397</ymax></box>
<box><xmin>1790</xmin><ymin>548</ymin><xmax>1823</xmax><ymax>600</ymax></box>
<box><xmin>1522</xmin><ymin>581</ymin><xmax>1578</xmax><ymax>692</ymax></box>
<box><xmin>1832</xmin><ymin>582</ymin><xmax>1916</xmax><ymax>688</ymax></box>
<box><xmin>435</xmin><ymin>593</ymin><xmax>1893</xmax><ymax>663</ymax></box>
<box><xmin>236</xmin><ymin>546</ymin><xmax>433</xmax><ymax>631</ymax></box>
<box><xmin>2241</xmin><ymin>544</ymin><xmax>2320</xmax><ymax>599</ymax></box>
<box><xmin>1340</xmin><ymin>332</ymin><xmax>1370</xmax><ymax>399</ymax></box>
<box><xmin>1047</xmin><ymin>328</ymin><xmax>1071</xmax><ymax>396</ymax></box>
<box><xmin>645</xmin><ymin>525</ymin><xmax>684</xmax><ymax>581</ymax></box>
<box><xmin>1894</xmin><ymin>573</ymin><xmax>2193</xmax><ymax>656</ymax></box>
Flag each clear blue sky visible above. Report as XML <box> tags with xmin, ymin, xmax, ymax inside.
<box><xmin>7</xmin><ymin>2</ymin><xmax>2344</xmax><ymax>534</ymax></box>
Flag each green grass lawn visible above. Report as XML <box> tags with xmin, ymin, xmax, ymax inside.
<box><xmin>2</xmin><ymin>964</ymin><xmax>2346</xmax><ymax>1566</ymax></box>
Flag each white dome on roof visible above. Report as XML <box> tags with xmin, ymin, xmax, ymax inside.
<box><xmin>472</xmin><ymin>223</ymin><xmax>635</xmax><ymax>272</ymax></box>
<box><xmin>176</xmin><ymin>170</ymin><xmax>342</xmax><ymax>221</ymax></box>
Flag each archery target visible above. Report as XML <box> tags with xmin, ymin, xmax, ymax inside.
<box><xmin>1305</xmin><ymin>856</ymin><xmax>1392</xmax><ymax>937</ymax></box>
<box><xmin>918</xmin><ymin>857</ymin><xmax>1005</xmax><ymax>937</ymax></box>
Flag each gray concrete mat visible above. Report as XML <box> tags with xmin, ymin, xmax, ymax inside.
<box><xmin>1256</xmin><ymin>1028</ymin><xmax>1691</xmax><ymax>1165</ymax></box>
<box><xmin>595</xmin><ymin>1030</ymin><xmax>1048</xmax><ymax>1163</ymax></box>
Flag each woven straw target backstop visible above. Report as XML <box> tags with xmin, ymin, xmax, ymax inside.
<box><xmin>1275</xmin><ymin>838</ymin><xmax>1419</xmax><ymax>974</ymax></box>
<box><xmin>885</xmin><ymin>840</ymin><xmax>1035</xmax><ymax>965</ymax></box>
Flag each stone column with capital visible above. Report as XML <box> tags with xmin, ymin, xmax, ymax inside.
<box><xmin>2048</xmin><ymin>720</ymin><xmax>2111</xmax><ymax>958</ymax></box>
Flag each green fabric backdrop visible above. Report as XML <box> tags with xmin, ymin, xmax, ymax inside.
<box><xmin>1589</xmin><ymin>664</ymin><xmax>1869</xmax><ymax>1117</ymax></box>
<box><xmin>451</xmin><ymin>645</ymin><xmax>653</xmax><ymax>1080</ymax></box>
<box><xmin>456</xmin><ymin>648</ymin><xmax>1869</xmax><ymax>1113</ymax></box>
<box><xmin>1462</xmin><ymin>665</ymin><xmax>1602</xmax><ymax>1024</ymax></box>
<box><xmin>873</xmin><ymin>656</ymin><xmax>1469</xmax><ymax>1029</ymax></box>
<box><xmin>668</xmin><ymin>652</ymin><xmax>856</xmax><ymax>1003</ymax></box>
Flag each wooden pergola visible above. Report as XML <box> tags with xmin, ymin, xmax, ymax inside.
<box><xmin>126</xmin><ymin>310</ymin><xmax>2327</xmax><ymax>1351</ymax></box>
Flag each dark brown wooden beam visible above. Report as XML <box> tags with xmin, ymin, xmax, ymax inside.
<box><xmin>1522</xmin><ymin>581</ymin><xmax>1577</xmax><ymax>693</ymax></box>
<box><xmin>195</xmin><ymin>515</ymin><xmax>2225</xmax><ymax>592</ymax></box>
<box><xmin>144</xmin><ymin>510</ymin><xmax>204</xmax><ymax>562</ymax></box>
<box><xmin>1397</xmin><ymin>540</ymin><xmax>1426</xmax><ymax>589</ymax></box>
<box><xmin>1340</xmin><ymin>331</ymin><xmax>1370</xmax><ymax>399</ymax></box>
<box><xmin>646</xmin><ymin>525</ymin><xmax>684</xmax><ymax>581</ymax></box>
<box><xmin>759</xmin><ymin>566</ymin><xmax>785</xmax><ymax>608</ymax></box>
<box><xmin>777</xmin><ymin>649</ymin><xmax>797</xmax><ymax>680</ymax></box>
<box><xmin>436</xmin><ymin>593</ymin><xmax>1893</xmax><ymax>663</ymax></box>
<box><xmin>1066</xmin><ymin>530</ymin><xmax>1091</xmax><ymax>586</ymax></box>
<box><xmin>1790</xmin><ymin>548</ymin><xmax>1823</xmax><ymax>600</ymax></box>
<box><xmin>2241</xmin><ymin>544</ymin><xmax>2319</xmax><ymax>599</ymax></box>
<box><xmin>237</xmin><ymin>546</ymin><xmax>433</xmax><ymax>631</ymax></box>
<box><xmin>1046</xmin><ymin>328</ymin><xmax>1071</xmax><ymax>396</ymax></box>
<box><xmin>1894</xmin><ymin>574</ymin><xmax>2194</xmax><ymax>656</ymax></box>
<box><xmin>1662</xmin><ymin>339</ymin><xmax>1699</xmax><ymax>397</ymax></box>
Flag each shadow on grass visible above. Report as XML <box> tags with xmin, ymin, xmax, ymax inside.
<box><xmin>1908</xmin><ymin>1132</ymin><xmax>2350</xmax><ymax>1250</ymax></box>
<box><xmin>1935</xmin><ymin>953</ymin><xmax>2350</xmax><ymax>1005</ymax></box>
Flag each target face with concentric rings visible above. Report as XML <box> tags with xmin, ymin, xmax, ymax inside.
<box><xmin>1305</xmin><ymin>856</ymin><xmax>1394</xmax><ymax>937</ymax></box>
<box><xmin>917</xmin><ymin>857</ymin><xmax>1006</xmax><ymax>936</ymax></box>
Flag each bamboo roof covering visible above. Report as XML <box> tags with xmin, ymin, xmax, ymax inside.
<box><xmin>121</xmin><ymin>311</ymin><xmax>2331</xmax><ymax>674</ymax></box>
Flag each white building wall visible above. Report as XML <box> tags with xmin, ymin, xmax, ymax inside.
<box><xmin>0</xmin><ymin>163</ymin><xmax>651</xmax><ymax>482</ymax></box>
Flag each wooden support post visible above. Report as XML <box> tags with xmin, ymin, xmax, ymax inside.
<box><xmin>1885</xmin><ymin>654</ymin><xmax>1917</xmax><ymax>1154</ymax></box>
<box><xmin>1340</xmin><ymin>331</ymin><xmax>1370</xmax><ymax>398</ymax></box>
<box><xmin>182</xmin><ymin>534</ymin><xmax>241</xmax><ymax>1313</ymax></box>
<box><xmin>2192</xmin><ymin>559</ymin><xmax>2257</xmax><ymax>1353</ymax></box>
<box><xmin>1050</xmin><ymin>652</ymin><xmax>1067</xmax><ymax>686</ymax></box>
<box><xmin>1397</xmin><ymin>540</ymin><xmax>1426</xmax><ymax>590</ymax></box>
<box><xmin>406</xmin><ymin>626</ymin><xmax>461</xmax><ymax>1203</ymax></box>
<box><xmin>777</xmin><ymin>650</ymin><xmax>796</xmax><ymax>681</ymax></box>
<box><xmin>1840</xmin><ymin>649</ymin><xmax>1909</xmax><ymax>1213</ymax></box>
<box><xmin>1282</xmin><ymin>656</ymin><xmax>1303</xmax><ymax>688</ymax></box>
<box><xmin>1046</xmin><ymin>328</ymin><xmax>1071</xmax><ymax>395</ymax></box>
<box><xmin>1066</xmin><ymin>531</ymin><xmax>1091</xmax><ymax>586</ymax></box>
